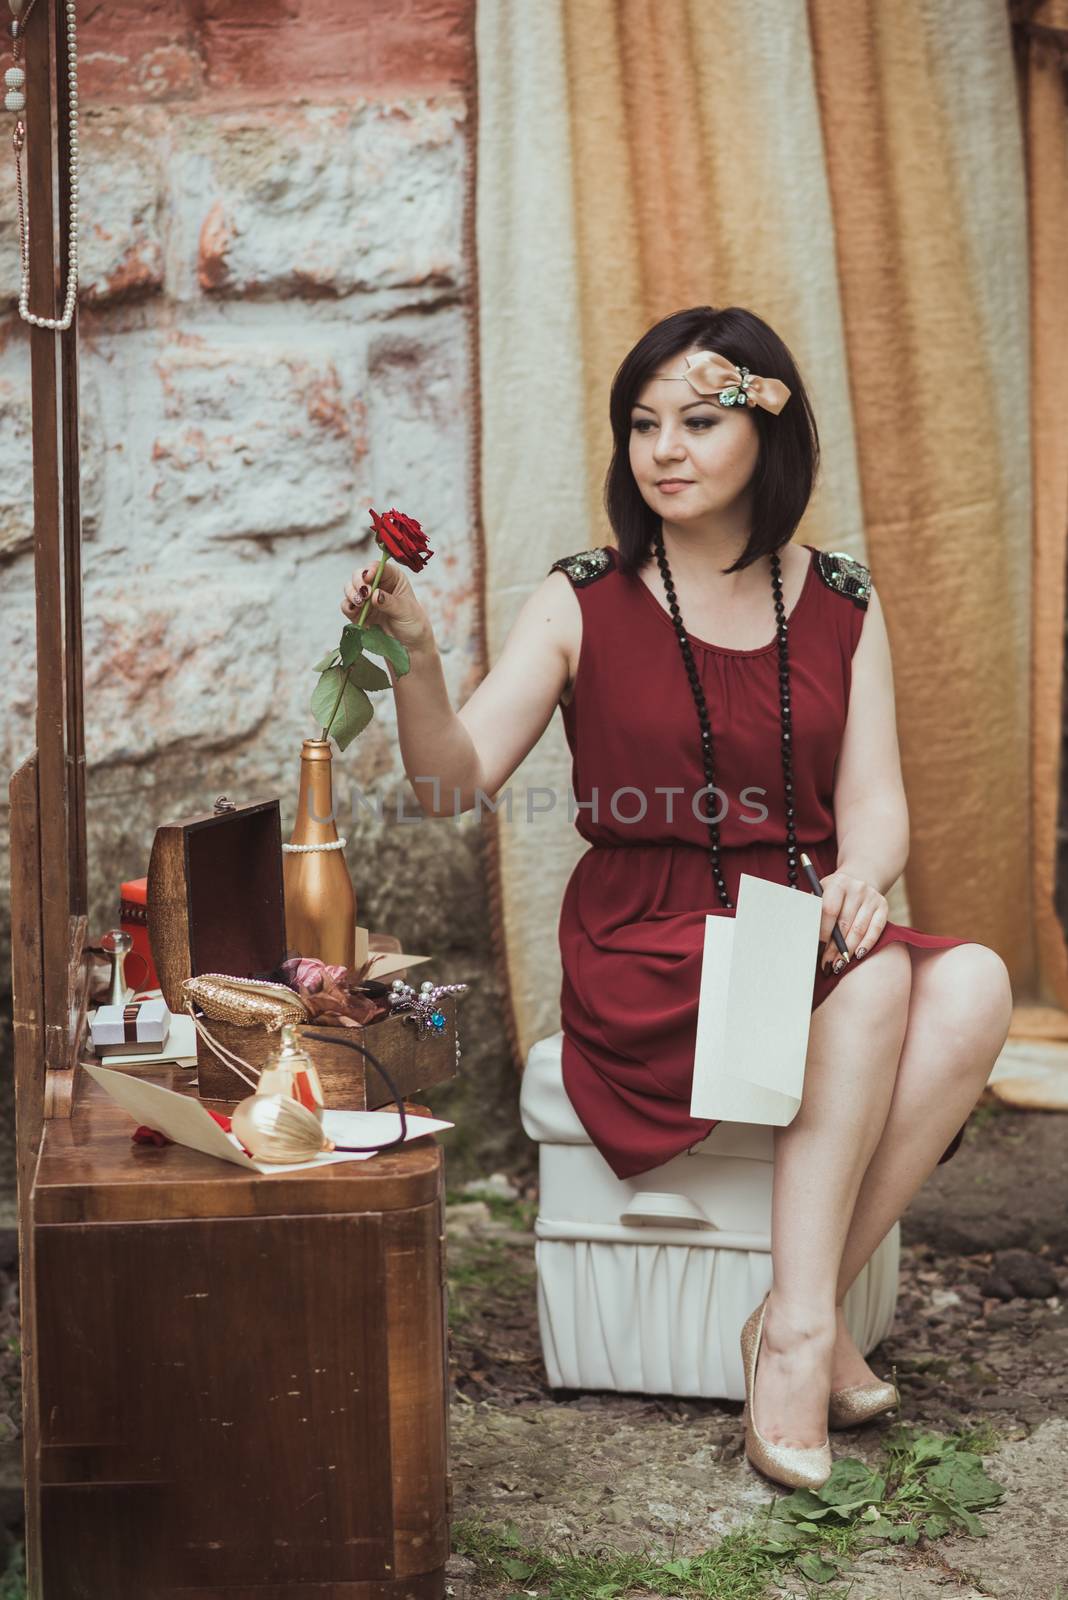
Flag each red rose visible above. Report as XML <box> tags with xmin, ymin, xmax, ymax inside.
<box><xmin>368</xmin><ymin>506</ymin><xmax>433</xmax><ymax>572</ymax></box>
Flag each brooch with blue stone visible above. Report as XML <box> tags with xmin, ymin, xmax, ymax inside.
<box><xmin>388</xmin><ymin>977</ymin><xmax>468</xmax><ymax>1038</ymax></box>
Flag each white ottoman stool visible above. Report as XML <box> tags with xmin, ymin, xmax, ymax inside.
<box><xmin>519</xmin><ymin>1031</ymin><xmax>900</xmax><ymax>1400</ymax></box>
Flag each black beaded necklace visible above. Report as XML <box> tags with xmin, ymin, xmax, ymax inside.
<box><xmin>651</xmin><ymin>527</ymin><xmax>798</xmax><ymax>911</ymax></box>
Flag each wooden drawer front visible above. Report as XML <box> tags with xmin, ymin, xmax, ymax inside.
<box><xmin>35</xmin><ymin>1203</ymin><xmax>448</xmax><ymax>1597</ymax></box>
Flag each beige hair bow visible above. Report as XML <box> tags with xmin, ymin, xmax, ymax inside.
<box><xmin>665</xmin><ymin>350</ymin><xmax>792</xmax><ymax>414</ymax></box>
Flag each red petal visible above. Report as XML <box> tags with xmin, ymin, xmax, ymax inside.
<box><xmin>132</xmin><ymin>1124</ymin><xmax>172</xmax><ymax>1146</ymax></box>
<box><xmin>367</xmin><ymin>506</ymin><xmax>434</xmax><ymax>572</ymax></box>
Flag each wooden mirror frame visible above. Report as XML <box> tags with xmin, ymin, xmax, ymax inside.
<box><xmin>8</xmin><ymin>0</ymin><xmax>86</xmax><ymax>1135</ymax></box>
<box><xmin>7</xmin><ymin>2</ymin><xmax>85</xmax><ymax>1581</ymax></box>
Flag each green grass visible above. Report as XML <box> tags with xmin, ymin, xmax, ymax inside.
<box><xmin>452</xmin><ymin>1421</ymin><xmax>1005</xmax><ymax>1598</ymax></box>
<box><xmin>446</xmin><ymin>1235</ymin><xmax>536</xmax><ymax>1332</ymax></box>
<box><xmin>444</xmin><ymin>1188</ymin><xmax>539</xmax><ymax>1332</ymax></box>
<box><xmin>445</xmin><ymin>1189</ymin><xmax>539</xmax><ymax>1231</ymax></box>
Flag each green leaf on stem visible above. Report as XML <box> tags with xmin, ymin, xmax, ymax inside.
<box><xmin>358</xmin><ymin>623</ymin><xmax>410</xmax><ymax>676</ymax></box>
<box><xmin>338</xmin><ymin>626</ymin><xmax>366</xmax><ymax>668</ymax></box>
<box><xmin>347</xmin><ymin>654</ymin><xmax>391</xmax><ymax>691</ymax></box>
<box><xmin>312</xmin><ymin>650</ymin><xmax>341</xmax><ymax>672</ymax></box>
<box><xmin>311</xmin><ymin>667</ymin><xmax>374</xmax><ymax>751</ymax></box>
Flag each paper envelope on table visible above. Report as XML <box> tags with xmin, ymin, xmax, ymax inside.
<box><xmin>84</xmin><ymin>1063</ymin><xmax>454</xmax><ymax>1175</ymax></box>
<box><xmin>690</xmin><ymin>872</ymin><xmax>823</xmax><ymax>1126</ymax></box>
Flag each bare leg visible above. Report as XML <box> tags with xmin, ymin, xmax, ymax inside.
<box><xmin>753</xmin><ymin>942</ymin><xmax>912</xmax><ymax>1448</ymax></box>
<box><xmin>828</xmin><ymin>942</ymin><xmax>1012</xmax><ymax>1388</ymax></box>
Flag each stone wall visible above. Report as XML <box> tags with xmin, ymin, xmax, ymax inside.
<box><xmin>0</xmin><ymin>0</ymin><xmax>531</xmax><ymax>1185</ymax></box>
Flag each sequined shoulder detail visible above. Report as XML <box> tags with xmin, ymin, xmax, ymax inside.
<box><xmin>547</xmin><ymin>546</ymin><xmax>613</xmax><ymax>588</ymax></box>
<box><xmin>814</xmin><ymin>549</ymin><xmax>872</xmax><ymax>610</ymax></box>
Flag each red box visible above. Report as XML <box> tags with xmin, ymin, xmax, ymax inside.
<box><xmin>120</xmin><ymin>876</ymin><xmax>159</xmax><ymax>993</ymax></box>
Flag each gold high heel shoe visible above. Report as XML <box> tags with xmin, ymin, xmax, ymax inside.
<box><xmin>739</xmin><ymin>1292</ymin><xmax>833</xmax><ymax>1491</ymax></box>
<box><xmin>828</xmin><ymin>1378</ymin><xmax>900</xmax><ymax>1430</ymax></box>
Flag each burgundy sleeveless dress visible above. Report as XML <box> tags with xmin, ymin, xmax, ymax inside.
<box><xmin>548</xmin><ymin>541</ymin><xmax>972</xmax><ymax>1181</ymax></box>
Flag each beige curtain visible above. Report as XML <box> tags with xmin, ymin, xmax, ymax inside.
<box><xmin>1015</xmin><ymin>1</ymin><xmax>1068</xmax><ymax>1024</ymax></box>
<box><xmin>475</xmin><ymin>0</ymin><xmax>1066</xmax><ymax>1070</ymax></box>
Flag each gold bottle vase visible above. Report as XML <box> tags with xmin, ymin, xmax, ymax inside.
<box><xmin>283</xmin><ymin>739</ymin><xmax>356</xmax><ymax>967</ymax></box>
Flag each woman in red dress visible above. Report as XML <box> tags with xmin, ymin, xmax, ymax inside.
<box><xmin>341</xmin><ymin>305</ymin><xmax>1013</xmax><ymax>1493</ymax></box>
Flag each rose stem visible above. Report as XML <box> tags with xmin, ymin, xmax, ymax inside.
<box><xmin>357</xmin><ymin>549</ymin><xmax>390</xmax><ymax>629</ymax></box>
<box><xmin>320</xmin><ymin>548</ymin><xmax>391</xmax><ymax>741</ymax></box>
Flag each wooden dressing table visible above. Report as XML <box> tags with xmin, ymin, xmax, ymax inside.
<box><xmin>32</xmin><ymin>1068</ymin><xmax>449</xmax><ymax>1596</ymax></box>
<box><xmin>30</xmin><ymin>1069</ymin><xmax>450</xmax><ymax>1597</ymax></box>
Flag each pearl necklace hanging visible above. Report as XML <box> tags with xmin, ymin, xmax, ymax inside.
<box><xmin>651</xmin><ymin>527</ymin><xmax>799</xmax><ymax>911</ymax></box>
<box><xmin>6</xmin><ymin>0</ymin><xmax>80</xmax><ymax>331</ymax></box>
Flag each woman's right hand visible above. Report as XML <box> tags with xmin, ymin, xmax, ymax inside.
<box><xmin>342</xmin><ymin>560</ymin><xmax>436</xmax><ymax>656</ymax></box>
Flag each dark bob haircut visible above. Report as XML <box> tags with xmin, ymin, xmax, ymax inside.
<box><xmin>604</xmin><ymin>306</ymin><xmax>820</xmax><ymax>577</ymax></box>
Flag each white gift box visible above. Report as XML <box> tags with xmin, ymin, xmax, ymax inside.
<box><xmin>91</xmin><ymin>998</ymin><xmax>172</xmax><ymax>1052</ymax></box>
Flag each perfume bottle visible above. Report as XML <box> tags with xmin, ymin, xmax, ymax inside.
<box><xmin>257</xmin><ymin>1023</ymin><xmax>326</xmax><ymax>1121</ymax></box>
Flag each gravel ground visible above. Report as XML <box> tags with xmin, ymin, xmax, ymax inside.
<box><xmin>445</xmin><ymin>1099</ymin><xmax>1068</xmax><ymax>1600</ymax></box>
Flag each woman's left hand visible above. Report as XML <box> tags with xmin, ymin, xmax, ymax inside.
<box><xmin>817</xmin><ymin>870</ymin><xmax>888</xmax><ymax>971</ymax></box>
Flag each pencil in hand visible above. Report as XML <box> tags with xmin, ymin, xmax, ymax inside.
<box><xmin>799</xmin><ymin>851</ymin><xmax>849</xmax><ymax>963</ymax></box>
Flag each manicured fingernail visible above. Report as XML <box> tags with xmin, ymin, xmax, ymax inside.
<box><xmin>856</xmin><ymin>946</ymin><xmax>866</xmax><ymax>959</ymax></box>
<box><xmin>833</xmin><ymin>958</ymin><xmax>844</xmax><ymax>974</ymax></box>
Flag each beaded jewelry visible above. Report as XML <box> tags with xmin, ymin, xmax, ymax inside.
<box><xmin>7</xmin><ymin>0</ymin><xmax>80</xmax><ymax>331</ymax></box>
<box><xmin>548</xmin><ymin>547</ymin><xmax>612</xmax><ymax>588</ymax></box>
<box><xmin>281</xmin><ymin>838</ymin><xmax>348</xmax><ymax>854</ymax></box>
<box><xmin>814</xmin><ymin>549</ymin><xmax>872</xmax><ymax>610</ymax></box>
<box><xmin>388</xmin><ymin>976</ymin><xmax>467</xmax><ymax>1070</ymax></box>
<box><xmin>652</xmin><ymin>528</ymin><xmax>798</xmax><ymax>911</ymax></box>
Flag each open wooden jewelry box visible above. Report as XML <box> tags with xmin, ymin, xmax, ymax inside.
<box><xmin>146</xmin><ymin>797</ymin><xmax>459</xmax><ymax>1108</ymax></box>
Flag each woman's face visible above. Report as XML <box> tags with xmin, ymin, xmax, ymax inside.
<box><xmin>628</xmin><ymin>347</ymin><xmax>760</xmax><ymax>521</ymax></box>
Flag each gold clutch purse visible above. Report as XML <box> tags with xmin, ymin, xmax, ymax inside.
<box><xmin>181</xmin><ymin>973</ymin><xmax>310</xmax><ymax>1032</ymax></box>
